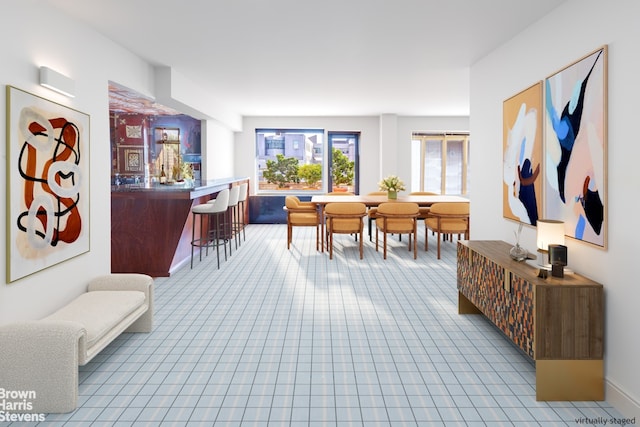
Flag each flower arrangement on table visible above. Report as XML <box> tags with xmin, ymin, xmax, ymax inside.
<box><xmin>378</xmin><ymin>175</ymin><xmax>406</xmax><ymax>199</ymax></box>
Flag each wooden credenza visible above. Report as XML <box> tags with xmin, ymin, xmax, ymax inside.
<box><xmin>457</xmin><ymin>240</ymin><xmax>604</xmax><ymax>401</ymax></box>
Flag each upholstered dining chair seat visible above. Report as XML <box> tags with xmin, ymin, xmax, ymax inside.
<box><xmin>291</xmin><ymin>212</ymin><xmax>320</xmax><ymax>226</ymax></box>
<box><xmin>424</xmin><ymin>217</ymin><xmax>469</xmax><ymax>233</ymax></box>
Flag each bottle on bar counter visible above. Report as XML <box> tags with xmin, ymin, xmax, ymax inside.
<box><xmin>160</xmin><ymin>164</ymin><xmax>167</xmax><ymax>184</ymax></box>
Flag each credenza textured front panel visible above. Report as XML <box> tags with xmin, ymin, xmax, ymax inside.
<box><xmin>457</xmin><ymin>243</ymin><xmax>534</xmax><ymax>357</ymax></box>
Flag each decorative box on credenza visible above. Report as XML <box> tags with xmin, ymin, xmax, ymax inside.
<box><xmin>456</xmin><ymin>240</ymin><xmax>604</xmax><ymax>401</ymax></box>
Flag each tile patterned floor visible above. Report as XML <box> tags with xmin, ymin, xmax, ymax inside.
<box><xmin>15</xmin><ymin>224</ymin><xmax>622</xmax><ymax>426</ymax></box>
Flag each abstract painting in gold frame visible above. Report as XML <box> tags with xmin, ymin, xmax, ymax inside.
<box><xmin>6</xmin><ymin>86</ymin><xmax>90</xmax><ymax>282</ymax></box>
<box><xmin>503</xmin><ymin>81</ymin><xmax>543</xmax><ymax>226</ymax></box>
<box><xmin>543</xmin><ymin>46</ymin><xmax>607</xmax><ymax>248</ymax></box>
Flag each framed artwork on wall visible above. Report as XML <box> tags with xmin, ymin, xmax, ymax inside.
<box><xmin>503</xmin><ymin>81</ymin><xmax>543</xmax><ymax>226</ymax></box>
<box><xmin>124</xmin><ymin>148</ymin><xmax>144</xmax><ymax>172</ymax></box>
<box><xmin>6</xmin><ymin>86</ymin><xmax>91</xmax><ymax>283</ymax></box>
<box><xmin>115</xmin><ymin>146</ymin><xmax>144</xmax><ymax>174</ymax></box>
<box><xmin>543</xmin><ymin>46</ymin><xmax>607</xmax><ymax>248</ymax></box>
<box><xmin>155</xmin><ymin>127</ymin><xmax>179</xmax><ymax>144</ymax></box>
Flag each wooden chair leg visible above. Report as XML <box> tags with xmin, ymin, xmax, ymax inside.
<box><xmin>383</xmin><ymin>230</ymin><xmax>388</xmax><ymax>260</ymax></box>
<box><xmin>425</xmin><ymin>226</ymin><xmax>429</xmax><ymax>251</ymax></box>
<box><xmin>413</xmin><ymin>224</ymin><xmax>417</xmax><ymax>259</ymax></box>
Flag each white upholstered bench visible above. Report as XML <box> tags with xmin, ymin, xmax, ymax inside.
<box><xmin>0</xmin><ymin>273</ymin><xmax>154</xmax><ymax>413</ymax></box>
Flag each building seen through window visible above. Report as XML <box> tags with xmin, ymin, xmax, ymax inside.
<box><xmin>256</xmin><ymin>129</ymin><xmax>324</xmax><ymax>192</ymax></box>
<box><xmin>256</xmin><ymin>129</ymin><xmax>359</xmax><ymax>194</ymax></box>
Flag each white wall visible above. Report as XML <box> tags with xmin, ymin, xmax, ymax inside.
<box><xmin>203</xmin><ymin>120</ymin><xmax>236</xmax><ymax>179</ymax></box>
<box><xmin>0</xmin><ymin>1</ymin><xmax>155</xmax><ymax>324</ymax></box>
<box><xmin>236</xmin><ymin>115</ymin><xmax>469</xmax><ymax>195</ymax></box>
<box><xmin>0</xmin><ymin>1</ymin><xmax>235</xmax><ymax>324</ymax></box>
<box><xmin>470</xmin><ymin>0</ymin><xmax>640</xmax><ymax>417</ymax></box>
<box><xmin>379</xmin><ymin>114</ymin><xmax>399</xmax><ymax>179</ymax></box>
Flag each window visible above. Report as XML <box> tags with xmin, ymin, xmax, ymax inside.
<box><xmin>256</xmin><ymin>129</ymin><xmax>324</xmax><ymax>192</ymax></box>
<box><xmin>411</xmin><ymin>132</ymin><xmax>470</xmax><ymax>195</ymax></box>
<box><xmin>255</xmin><ymin>129</ymin><xmax>360</xmax><ymax>194</ymax></box>
<box><xmin>328</xmin><ymin>132</ymin><xmax>359</xmax><ymax>193</ymax></box>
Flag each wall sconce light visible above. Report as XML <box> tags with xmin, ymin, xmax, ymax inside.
<box><xmin>536</xmin><ymin>219</ymin><xmax>565</xmax><ymax>267</ymax></box>
<box><xmin>39</xmin><ymin>66</ymin><xmax>75</xmax><ymax>98</ymax></box>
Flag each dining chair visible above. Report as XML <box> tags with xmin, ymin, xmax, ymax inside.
<box><xmin>284</xmin><ymin>196</ymin><xmax>319</xmax><ymax>250</ymax></box>
<box><xmin>324</xmin><ymin>202</ymin><xmax>367</xmax><ymax>260</ymax></box>
<box><xmin>409</xmin><ymin>191</ymin><xmax>439</xmax><ymax>221</ymax></box>
<box><xmin>323</xmin><ymin>191</ymin><xmax>356</xmax><ymax>246</ymax></box>
<box><xmin>424</xmin><ymin>202</ymin><xmax>470</xmax><ymax>259</ymax></box>
<box><xmin>366</xmin><ymin>191</ymin><xmax>388</xmax><ymax>241</ymax></box>
<box><xmin>375</xmin><ymin>202</ymin><xmax>419</xmax><ymax>259</ymax></box>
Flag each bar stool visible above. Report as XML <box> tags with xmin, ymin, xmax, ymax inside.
<box><xmin>191</xmin><ymin>188</ymin><xmax>229</xmax><ymax>269</ymax></box>
<box><xmin>221</xmin><ymin>186</ymin><xmax>240</xmax><ymax>254</ymax></box>
<box><xmin>236</xmin><ymin>182</ymin><xmax>248</xmax><ymax>243</ymax></box>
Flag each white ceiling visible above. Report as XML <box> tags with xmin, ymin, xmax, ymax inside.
<box><xmin>46</xmin><ymin>0</ymin><xmax>567</xmax><ymax>117</ymax></box>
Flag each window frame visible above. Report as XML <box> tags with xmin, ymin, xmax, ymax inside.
<box><xmin>411</xmin><ymin>132</ymin><xmax>470</xmax><ymax>195</ymax></box>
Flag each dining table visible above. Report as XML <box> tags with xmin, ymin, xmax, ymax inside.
<box><xmin>310</xmin><ymin>194</ymin><xmax>469</xmax><ymax>252</ymax></box>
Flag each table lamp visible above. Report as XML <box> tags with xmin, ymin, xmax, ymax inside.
<box><xmin>536</xmin><ymin>219</ymin><xmax>565</xmax><ymax>268</ymax></box>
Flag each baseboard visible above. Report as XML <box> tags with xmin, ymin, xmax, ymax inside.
<box><xmin>607</xmin><ymin>379</ymin><xmax>640</xmax><ymax>418</ymax></box>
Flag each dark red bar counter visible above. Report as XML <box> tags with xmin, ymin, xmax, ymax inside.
<box><xmin>111</xmin><ymin>177</ymin><xmax>249</xmax><ymax>277</ymax></box>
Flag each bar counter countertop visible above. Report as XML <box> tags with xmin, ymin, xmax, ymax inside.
<box><xmin>111</xmin><ymin>177</ymin><xmax>243</xmax><ymax>197</ymax></box>
<box><xmin>111</xmin><ymin>177</ymin><xmax>249</xmax><ymax>277</ymax></box>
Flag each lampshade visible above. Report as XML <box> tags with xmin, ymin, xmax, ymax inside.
<box><xmin>536</xmin><ymin>219</ymin><xmax>565</xmax><ymax>252</ymax></box>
